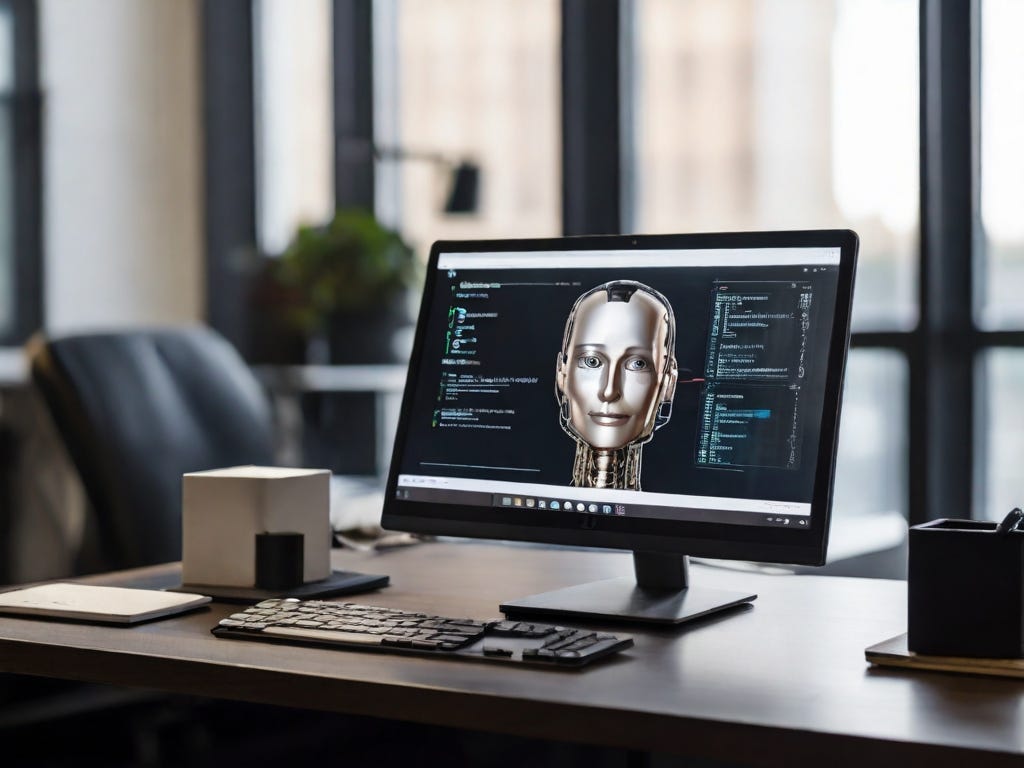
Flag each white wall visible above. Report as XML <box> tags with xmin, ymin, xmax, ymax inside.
<box><xmin>40</xmin><ymin>0</ymin><xmax>203</xmax><ymax>332</ymax></box>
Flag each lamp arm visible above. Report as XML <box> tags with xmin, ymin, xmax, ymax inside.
<box><xmin>336</xmin><ymin>137</ymin><xmax>454</xmax><ymax>167</ymax></box>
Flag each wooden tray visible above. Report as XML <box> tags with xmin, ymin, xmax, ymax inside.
<box><xmin>866</xmin><ymin>633</ymin><xmax>1024</xmax><ymax>679</ymax></box>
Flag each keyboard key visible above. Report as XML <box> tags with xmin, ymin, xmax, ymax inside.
<box><xmin>264</xmin><ymin>627</ymin><xmax>383</xmax><ymax>645</ymax></box>
<box><xmin>543</xmin><ymin>636</ymin><xmax>582</xmax><ymax>651</ymax></box>
<box><xmin>431</xmin><ymin>634</ymin><xmax>474</xmax><ymax>645</ymax></box>
<box><xmin>483</xmin><ymin>647</ymin><xmax>514</xmax><ymax>657</ymax></box>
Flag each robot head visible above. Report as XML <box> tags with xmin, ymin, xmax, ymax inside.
<box><xmin>555</xmin><ymin>281</ymin><xmax>678</xmax><ymax>451</ymax></box>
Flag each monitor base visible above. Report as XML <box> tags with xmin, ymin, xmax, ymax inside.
<box><xmin>500</xmin><ymin>577</ymin><xmax>756</xmax><ymax>626</ymax></box>
<box><xmin>500</xmin><ymin>552</ymin><xmax>757</xmax><ymax>626</ymax></box>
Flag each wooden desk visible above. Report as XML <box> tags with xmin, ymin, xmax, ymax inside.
<box><xmin>0</xmin><ymin>541</ymin><xmax>1022</xmax><ymax>767</ymax></box>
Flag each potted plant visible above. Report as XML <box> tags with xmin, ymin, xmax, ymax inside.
<box><xmin>272</xmin><ymin>209</ymin><xmax>419</xmax><ymax>364</ymax></box>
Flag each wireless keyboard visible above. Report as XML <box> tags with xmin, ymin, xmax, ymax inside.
<box><xmin>212</xmin><ymin>598</ymin><xmax>633</xmax><ymax>668</ymax></box>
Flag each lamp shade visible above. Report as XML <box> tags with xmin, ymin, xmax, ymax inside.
<box><xmin>444</xmin><ymin>162</ymin><xmax>480</xmax><ymax>214</ymax></box>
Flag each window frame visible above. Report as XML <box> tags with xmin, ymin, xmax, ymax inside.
<box><xmin>201</xmin><ymin>0</ymin><xmax>257</xmax><ymax>355</ymax></box>
<box><xmin>561</xmin><ymin>0</ymin><xmax>621</xmax><ymax>236</ymax></box>
<box><xmin>0</xmin><ymin>0</ymin><xmax>42</xmax><ymax>346</ymax></box>
<box><xmin>912</xmin><ymin>0</ymin><xmax>977</xmax><ymax>524</ymax></box>
<box><xmin>332</xmin><ymin>0</ymin><xmax>374</xmax><ymax>210</ymax></box>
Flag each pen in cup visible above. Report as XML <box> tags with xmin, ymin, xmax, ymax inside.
<box><xmin>994</xmin><ymin>507</ymin><xmax>1024</xmax><ymax>534</ymax></box>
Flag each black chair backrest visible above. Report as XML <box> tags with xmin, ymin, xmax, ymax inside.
<box><xmin>29</xmin><ymin>327</ymin><xmax>275</xmax><ymax>572</ymax></box>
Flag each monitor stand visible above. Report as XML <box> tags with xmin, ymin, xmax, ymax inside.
<box><xmin>499</xmin><ymin>551</ymin><xmax>757</xmax><ymax>626</ymax></box>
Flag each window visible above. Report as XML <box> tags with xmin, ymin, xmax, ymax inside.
<box><xmin>979</xmin><ymin>0</ymin><xmax>1024</xmax><ymax>331</ymax></box>
<box><xmin>977</xmin><ymin>0</ymin><xmax>1024</xmax><ymax>519</ymax></box>
<box><xmin>253</xmin><ymin>0</ymin><xmax>335</xmax><ymax>256</ymax></box>
<box><xmin>630</xmin><ymin>0</ymin><xmax>918</xmax><ymax>331</ymax></box>
<box><xmin>629</xmin><ymin>0</ymin><xmax>918</xmax><ymax>519</ymax></box>
<box><xmin>211</xmin><ymin>1</ymin><xmax>997</xmax><ymax>527</ymax></box>
<box><xmin>833</xmin><ymin>350</ymin><xmax>908</xmax><ymax>518</ymax></box>
<box><xmin>979</xmin><ymin>351</ymin><xmax>1024</xmax><ymax>519</ymax></box>
<box><xmin>375</xmin><ymin>0</ymin><xmax>561</xmax><ymax>257</ymax></box>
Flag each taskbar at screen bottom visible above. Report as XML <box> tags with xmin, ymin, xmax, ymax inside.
<box><xmin>395</xmin><ymin>486</ymin><xmax>812</xmax><ymax>530</ymax></box>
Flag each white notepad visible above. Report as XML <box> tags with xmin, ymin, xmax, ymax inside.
<box><xmin>0</xmin><ymin>583</ymin><xmax>212</xmax><ymax>624</ymax></box>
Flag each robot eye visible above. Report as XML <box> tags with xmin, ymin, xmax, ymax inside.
<box><xmin>578</xmin><ymin>355</ymin><xmax>603</xmax><ymax>370</ymax></box>
<box><xmin>625</xmin><ymin>357</ymin><xmax>650</xmax><ymax>371</ymax></box>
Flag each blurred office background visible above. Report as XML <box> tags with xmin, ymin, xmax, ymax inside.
<box><xmin>0</xmin><ymin>0</ymin><xmax>1020</xmax><ymax>584</ymax></box>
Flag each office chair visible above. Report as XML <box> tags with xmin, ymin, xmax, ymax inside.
<box><xmin>28</xmin><ymin>327</ymin><xmax>275</xmax><ymax>573</ymax></box>
<box><xmin>19</xmin><ymin>328</ymin><xmax>369</xmax><ymax>766</ymax></box>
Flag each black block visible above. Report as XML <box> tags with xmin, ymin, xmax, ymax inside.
<box><xmin>255</xmin><ymin>532</ymin><xmax>304</xmax><ymax>591</ymax></box>
<box><xmin>908</xmin><ymin>519</ymin><xmax>1024</xmax><ymax>658</ymax></box>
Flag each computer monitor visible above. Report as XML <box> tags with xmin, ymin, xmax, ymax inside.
<box><xmin>383</xmin><ymin>230</ymin><xmax>858</xmax><ymax>625</ymax></box>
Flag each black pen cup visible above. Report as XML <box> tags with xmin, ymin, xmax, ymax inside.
<box><xmin>908</xmin><ymin>519</ymin><xmax>1024</xmax><ymax>658</ymax></box>
<box><xmin>255</xmin><ymin>532</ymin><xmax>305</xmax><ymax>591</ymax></box>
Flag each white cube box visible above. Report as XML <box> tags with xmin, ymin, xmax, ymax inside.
<box><xmin>182</xmin><ymin>466</ymin><xmax>332</xmax><ymax>587</ymax></box>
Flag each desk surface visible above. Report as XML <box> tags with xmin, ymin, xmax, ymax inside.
<box><xmin>0</xmin><ymin>541</ymin><xmax>1021</xmax><ymax>767</ymax></box>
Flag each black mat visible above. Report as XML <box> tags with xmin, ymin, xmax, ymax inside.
<box><xmin>172</xmin><ymin>571</ymin><xmax>389</xmax><ymax>604</ymax></box>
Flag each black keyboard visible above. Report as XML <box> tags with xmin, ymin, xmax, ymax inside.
<box><xmin>212</xmin><ymin>598</ymin><xmax>632</xmax><ymax>668</ymax></box>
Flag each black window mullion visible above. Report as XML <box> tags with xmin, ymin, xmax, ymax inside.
<box><xmin>201</xmin><ymin>0</ymin><xmax>257</xmax><ymax>357</ymax></box>
<box><xmin>332</xmin><ymin>0</ymin><xmax>374</xmax><ymax>210</ymax></box>
<box><xmin>970</xmin><ymin>331</ymin><xmax>1024</xmax><ymax>348</ymax></box>
<box><xmin>916</xmin><ymin>0</ymin><xmax>978</xmax><ymax>523</ymax></box>
<box><xmin>561</xmin><ymin>0</ymin><xmax>621</xmax><ymax>236</ymax></box>
<box><xmin>3</xmin><ymin>0</ymin><xmax>42</xmax><ymax>345</ymax></box>
<box><xmin>850</xmin><ymin>332</ymin><xmax>915</xmax><ymax>353</ymax></box>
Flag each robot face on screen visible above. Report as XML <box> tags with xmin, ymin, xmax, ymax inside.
<box><xmin>556</xmin><ymin>281</ymin><xmax>678</xmax><ymax>459</ymax></box>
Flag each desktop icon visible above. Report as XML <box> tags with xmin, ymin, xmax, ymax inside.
<box><xmin>538</xmin><ymin>500</ymin><xmax>547</xmax><ymax>509</ymax></box>
<box><xmin>549</xmin><ymin>501</ymin><xmax>560</xmax><ymax>510</ymax></box>
<box><xmin>576</xmin><ymin>502</ymin><xmax>585</xmax><ymax>512</ymax></box>
<box><xmin>614</xmin><ymin>504</ymin><xmax>626</xmax><ymax>515</ymax></box>
<box><xmin>588</xmin><ymin>503</ymin><xmax>598</xmax><ymax>513</ymax></box>
<box><xmin>526</xmin><ymin>498</ymin><xmax>536</xmax><ymax>508</ymax></box>
<box><xmin>502</xmin><ymin>497</ymin><xmax>512</xmax><ymax>506</ymax></box>
<box><xmin>602</xmin><ymin>505</ymin><xmax>612</xmax><ymax>514</ymax></box>
<box><xmin>514</xmin><ymin>498</ymin><xmax>523</xmax><ymax>507</ymax></box>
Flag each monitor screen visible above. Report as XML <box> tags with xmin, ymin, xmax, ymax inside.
<box><xmin>384</xmin><ymin>230</ymin><xmax>857</xmax><ymax>567</ymax></box>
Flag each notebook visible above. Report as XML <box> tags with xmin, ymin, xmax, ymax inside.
<box><xmin>0</xmin><ymin>583</ymin><xmax>211</xmax><ymax>624</ymax></box>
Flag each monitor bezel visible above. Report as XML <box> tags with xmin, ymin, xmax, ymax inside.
<box><xmin>382</xmin><ymin>229</ymin><xmax>858</xmax><ymax>567</ymax></box>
